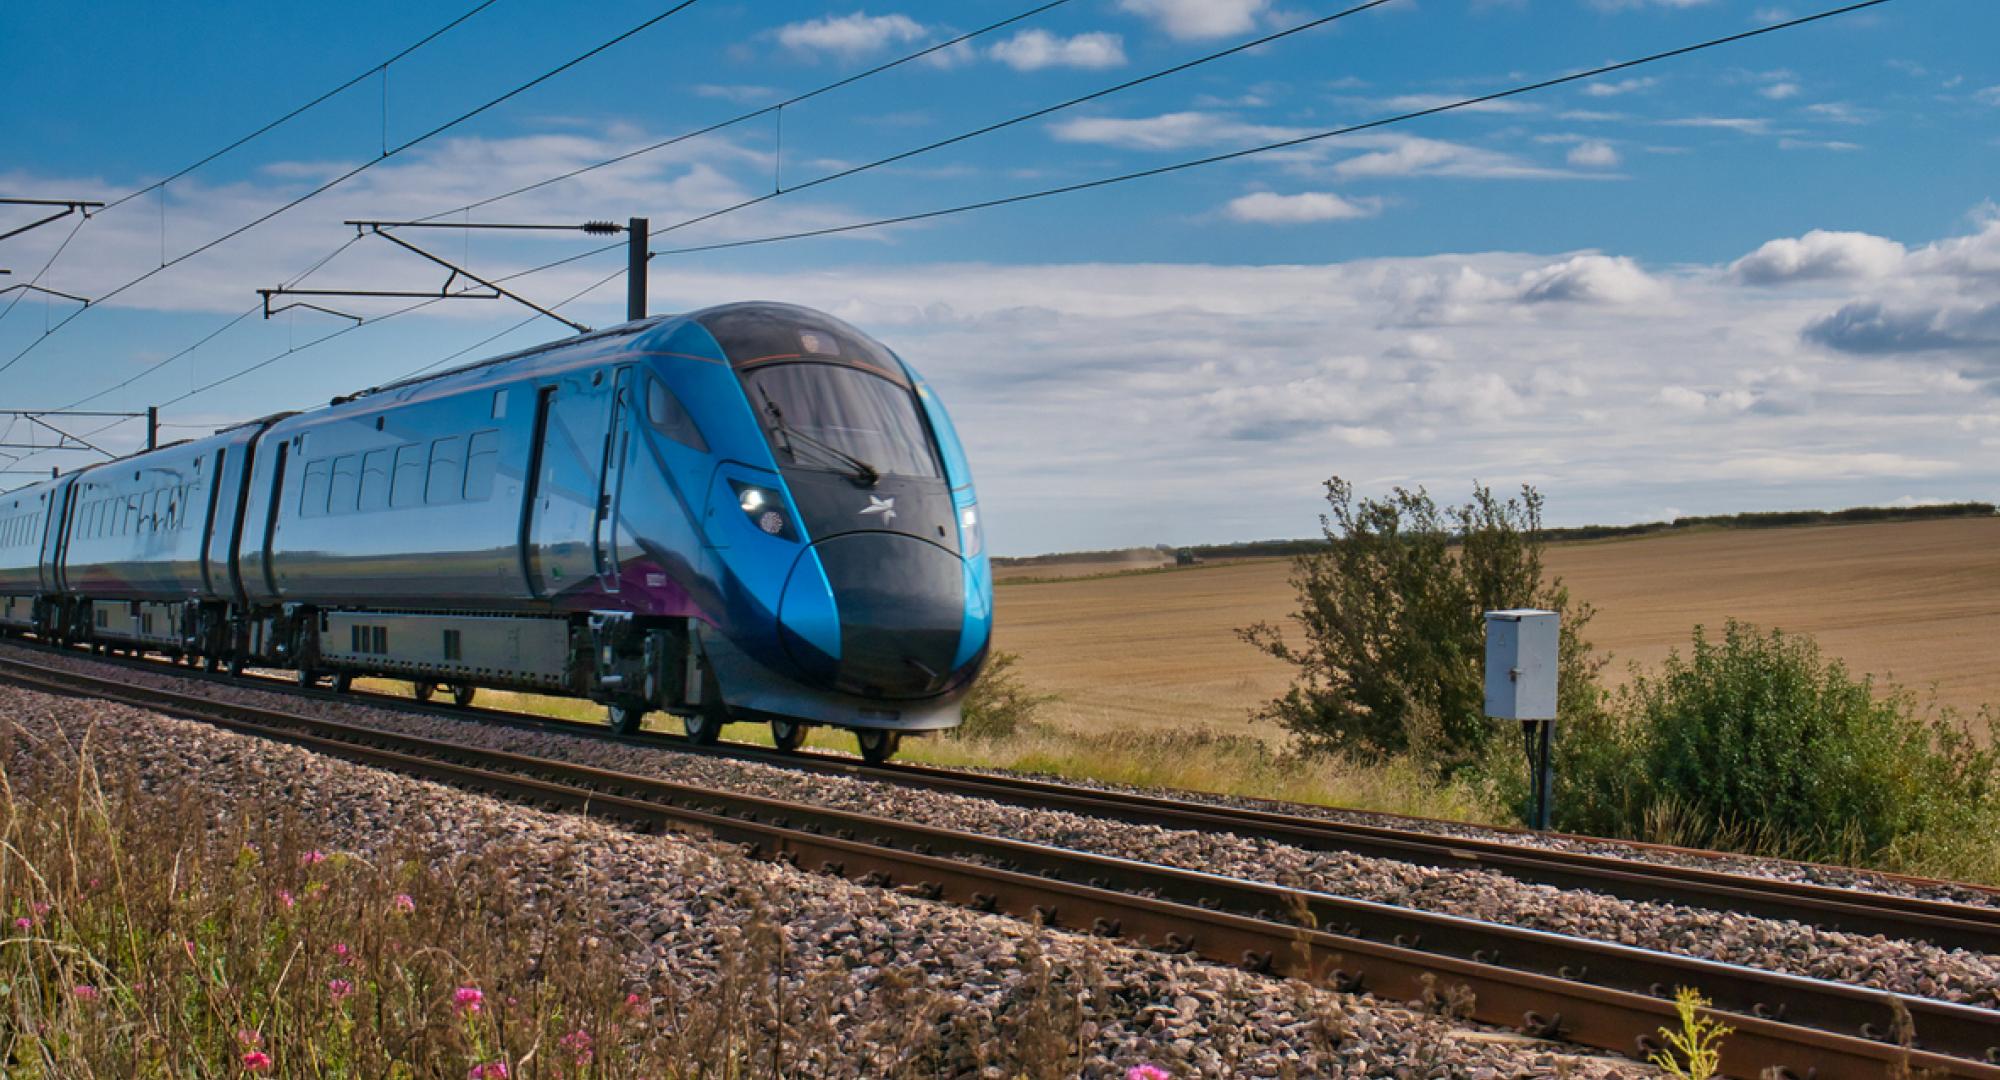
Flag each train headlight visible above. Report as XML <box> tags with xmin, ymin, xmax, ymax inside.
<box><xmin>958</xmin><ymin>502</ymin><xmax>983</xmax><ymax>558</ymax></box>
<box><xmin>730</xmin><ymin>481</ymin><xmax>797</xmax><ymax>540</ymax></box>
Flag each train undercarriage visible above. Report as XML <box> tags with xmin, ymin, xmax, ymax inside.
<box><xmin>0</xmin><ymin>593</ymin><xmax>900</xmax><ymax>762</ymax></box>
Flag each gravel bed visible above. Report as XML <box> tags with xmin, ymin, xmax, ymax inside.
<box><xmin>10</xmin><ymin>642</ymin><xmax>1997</xmax><ymax>1013</ymax></box>
<box><xmin>1011</xmin><ymin>767</ymin><xmax>2000</xmax><ymax>910</ymax></box>
<box><xmin>0</xmin><ymin>681</ymin><xmax>1658</xmax><ymax>1079</ymax></box>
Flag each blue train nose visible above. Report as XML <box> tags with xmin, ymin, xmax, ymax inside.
<box><xmin>778</xmin><ymin>533</ymin><xmax>965</xmax><ymax>698</ymax></box>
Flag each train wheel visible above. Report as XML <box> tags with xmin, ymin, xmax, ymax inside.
<box><xmin>330</xmin><ymin>672</ymin><xmax>353</xmax><ymax>694</ymax></box>
<box><xmin>855</xmin><ymin>729</ymin><xmax>900</xmax><ymax>765</ymax></box>
<box><xmin>770</xmin><ymin>717</ymin><xmax>807</xmax><ymax>753</ymax></box>
<box><xmin>412</xmin><ymin>681</ymin><xmax>435</xmax><ymax>703</ymax></box>
<box><xmin>227</xmin><ymin>656</ymin><xmax>246</xmax><ymax>677</ymax></box>
<box><xmin>451</xmin><ymin>684</ymin><xmax>476</xmax><ymax>708</ymax></box>
<box><xmin>683</xmin><ymin>710</ymin><xmax>720</xmax><ymax>746</ymax></box>
<box><xmin>609</xmin><ymin>704</ymin><xmax>645</xmax><ymax>735</ymax></box>
<box><xmin>203</xmin><ymin>654</ymin><xmax>220</xmax><ymax>674</ymax></box>
<box><xmin>295</xmin><ymin>667</ymin><xmax>319</xmax><ymax>688</ymax></box>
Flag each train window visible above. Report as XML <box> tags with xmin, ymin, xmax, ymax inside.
<box><xmin>359</xmin><ymin>450</ymin><xmax>391</xmax><ymax>512</ymax></box>
<box><xmin>492</xmin><ymin>389</ymin><xmax>508</xmax><ymax>419</ymax></box>
<box><xmin>426</xmin><ymin>436</ymin><xmax>464</xmax><ymax>506</ymax></box>
<box><xmin>391</xmin><ymin>445</ymin><xmax>425</xmax><ymax>509</ymax></box>
<box><xmin>740</xmin><ymin>362</ymin><xmax>941</xmax><ymax>479</ymax></box>
<box><xmin>329</xmin><ymin>456</ymin><xmax>360</xmax><ymax>515</ymax></box>
<box><xmin>123</xmin><ymin>496</ymin><xmax>138</xmax><ymax>536</ymax></box>
<box><xmin>300</xmin><ymin>459</ymin><xmax>331</xmax><ymax>519</ymax></box>
<box><xmin>646</xmin><ymin>377</ymin><xmax>709</xmax><ymax>452</ymax></box>
<box><xmin>463</xmin><ymin>430</ymin><xmax>500</xmax><ymax>502</ymax></box>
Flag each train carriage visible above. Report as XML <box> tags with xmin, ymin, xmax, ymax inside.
<box><xmin>0</xmin><ymin>303</ymin><xmax>990</xmax><ymax>762</ymax></box>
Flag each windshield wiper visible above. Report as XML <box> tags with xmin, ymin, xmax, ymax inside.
<box><xmin>758</xmin><ymin>389</ymin><xmax>881</xmax><ymax>487</ymax></box>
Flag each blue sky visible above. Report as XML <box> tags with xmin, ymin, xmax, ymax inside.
<box><xmin>3</xmin><ymin>0</ymin><xmax>1997</xmax><ymax>554</ymax></box>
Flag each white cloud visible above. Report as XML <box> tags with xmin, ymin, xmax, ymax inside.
<box><xmin>1759</xmin><ymin>81</ymin><xmax>1801</xmax><ymax>100</ymax></box>
<box><xmin>1804</xmin><ymin>102</ymin><xmax>1869</xmax><ymax>124</ymax></box>
<box><xmin>1583</xmin><ymin>77</ymin><xmax>1657</xmax><ymax>98</ymax></box>
<box><xmin>989</xmin><ymin>30</ymin><xmax>1127</xmax><ymax>71</ymax></box>
<box><xmin>1223</xmin><ymin>191</ymin><xmax>1381</xmax><ymax>224</ymax></box>
<box><xmin>693</xmin><ymin>84</ymin><xmax>775</xmax><ymax>104</ymax></box>
<box><xmin>1777</xmin><ymin>138</ymin><xmax>1862</xmax><ymax>152</ymax></box>
<box><xmin>1566</xmin><ymin>141</ymin><xmax>1621</xmax><ymax>168</ymax></box>
<box><xmin>774</xmin><ymin>12</ymin><xmax>926</xmax><ymax>60</ymax></box>
<box><xmin>1660</xmin><ymin>117</ymin><xmax>1772</xmax><ymax>135</ymax></box>
<box><xmin>1517</xmin><ymin>254</ymin><xmax>1668</xmax><ymax>305</ymax></box>
<box><xmin>1731</xmin><ymin>229</ymin><xmax>1906</xmax><ymax>283</ymax></box>
<box><xmin>1117</xmin><ymin>0</ymin><xmax>1267</xmax><ymax>39</ymax></box>
<box><xmin>1375</xmin><ymin>94</ymin><xmax>1537</xmax><ymax>115</ymax></box>
<box><xmin>1330</xmin><ymin>134</ymin><xmax>1602</xmax><ymax>181</ymax></box>
<box><xmin>1977</xmin><ymin>86</ymin><xmax>2000</xmax><ymax>107</ymax></box>
<box><xmin>8</xmin><ymin>139</ymin><xmax>2000</xmax><ymax>554</ymax></box>
<box><xmin>1049</xmin><ymin>111</ymin><xmax>1306</xmax><ymax>151</ymax></box>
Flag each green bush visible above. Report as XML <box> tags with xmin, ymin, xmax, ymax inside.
<box><xmin>1240</xmin><ymin>478</ymin><xmax>1603</xmax><ymax>776</ymax></box>
<box><xmin>1556</xmin><ymin>621</ymin><xmax>2000</xmax><ymax>865</ymax></box>
<box><xmin>954</xmin><ymin>650</ymin><xmax>1055</xmax><ymax>741</ymax></box>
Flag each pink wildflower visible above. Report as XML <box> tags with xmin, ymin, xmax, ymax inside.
<box><xmin>301</xmin><ymin>850</ymin><xmax>327</xmax><ymax>866</ymax></box>
<box><xmin>275</xmin><ymin>889</ymin><xmax>295</xmax><ymax>910</ymax></box>
<box><xmin>467</xmin><ymin>1063</ymin><xmax>508</xmax><ymax>1079</ymax></box>
<box><xmin>332</xmin><ymin>942</ymin><xmax>351</xmax><ymax>962</ymax></box>
<box><xmin>237</xmin><ymin>1030</ymin><xmax>263</xmax><ymax>1048</ymax></box>
<box><xmin>241</xmin><ymin>1049</ymin><xmax>273</xmax><ymax>1073</ymax></box>
<box><xmin>328</xmin><ymin>978</ymin><xmax>354</xmax><ymax>1001</ymax></box>
<box><xmin>1127</xmin><ymin>1067</ymin><xmax>1171</xmax><ymax>1080</ymax></box>
<box><xmin>12</xmin><ymin>917</ymin><xmax>29</xmax><ymax>931</ymax></box>
<box><xmin>184</xmin><ymin>939</ymin><xmax>197</xmax><ymax>962</ymax></box>
<box><xmin>30</xmin><ymin>902</ymin><xmax>49</xmax><ymax>917</ymax></box>
<box><xmin>559</xmin><ymin>1029</ymin><xmax>594</xmax><ymax>1065</ymax></box>
<box><xmin>71</xmin><ymin>985</ymin><xmax>99</xmax><ymax>1001</ymax></box>
<box><xmin>393</xmin><ymin>893</ymin><xmax>416</xmax><ymax>914</ymax></box>
<box><xmin>453</xmin><ymin>986</ymin><xmax>485</xmax><ymax>1013</ymax></box>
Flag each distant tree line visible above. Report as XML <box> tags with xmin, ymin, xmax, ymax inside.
<box><xmin>992</xmin><ymin>500</ymin><xmax>1996</xmax><ymax>566</ymax></box>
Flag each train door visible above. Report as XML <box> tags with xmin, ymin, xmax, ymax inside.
<box><xmin>524</xmin><ymin>369</ymin><xmax>617</xmax><ymax>598</ymax></box>
<box><xmin>594</xmin><ymin>366</ymin><xmax>636</xmax><ymax>593</ymax></box>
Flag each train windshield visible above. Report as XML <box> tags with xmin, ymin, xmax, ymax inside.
<box><xmin>741</xmin><ymin>362</ymin><xmax>941</xmax><ymax>480</ymax></box>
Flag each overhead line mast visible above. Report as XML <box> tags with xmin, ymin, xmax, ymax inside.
<box><xmin>40</xmin><ymin>0</ymin><xmax>1076</xmax><ymax>410</ymax></box>
<box><xmin>0</xmin><ymin>0</ymin><xmax>704</xmax><ymax>373</ymax></box>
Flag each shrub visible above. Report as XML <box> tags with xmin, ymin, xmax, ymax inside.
<box><xmin>1240</xmin><ymin>478</ymin><xmax>1602</xmax><ymax>776</ymax></box>
<box><xmin>1559</xmin><ymin>621</ymin><xmax>2000</xmax><ymax>865</ymax></box>
<box><xmin>954</xmin><ymin>650</ymin><xmax>1056</xmax><ymax>741</ymax></box>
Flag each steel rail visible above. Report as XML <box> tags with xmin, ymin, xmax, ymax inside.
<box><xmin>7</xmin><ymin>634</ymin><xmax>1997</xmax><ymax>957</ymax></box>
<box><xmin>1</xmin><ymin>654</ymin><xmax>1995</xmax><ymax>1079</ymax></box>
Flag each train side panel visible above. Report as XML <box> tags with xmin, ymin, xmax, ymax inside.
<box><xmin>0</xmin><ymin>481</ymin><xmax>60</xmax><ymax>627</ymax></box>
<box><xmin>61</xmin><ymin>440</ymin><xmax>221</xmax><ymax>601</ymax></box>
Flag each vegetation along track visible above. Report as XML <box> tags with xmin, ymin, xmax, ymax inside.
<box><xmin>21</xmin><ymin>635</ymin><xmax>2000</xmax><ymax>956</ymax></box>
<box><xmin>2</xmin><ymin>652</ymin><xmax>1997</xmax><ymax>1079</ymax></box>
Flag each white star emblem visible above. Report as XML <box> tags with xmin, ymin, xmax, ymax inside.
<box><xmin>860</xmin><ymin>495</ymin><xmax>897</xmax><ymax>523</ymax></box>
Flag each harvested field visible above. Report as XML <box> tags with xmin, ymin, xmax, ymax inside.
<box><xmin>993</xmin><ymin>516</ymin><xmax>2000</xmax><ymax>740</ymax></box>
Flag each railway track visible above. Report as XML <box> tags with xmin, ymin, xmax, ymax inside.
<box><xmin>29</xmin><ymin>636</ymin><xmax>1997</xmax><ymax>959</ymax></box>
<box><xmin>2</xmin><ymin>651</ymin><xmax>1996</xmax><ymax>1080</ymax></box>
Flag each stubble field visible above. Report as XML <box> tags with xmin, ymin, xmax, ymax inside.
<box><xmin>993</xmin><ymin>516</ymin><xmax>2000</xmax><ymax>741</ymax></box>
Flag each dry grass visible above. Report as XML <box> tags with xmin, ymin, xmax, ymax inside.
<box><xmin>0</xmin><ymin>720</ymin><xmax>1138</xmax><ymax>1078</ymax></box>
<box><xmin>993</xmin><ymin>517</ymin><xmax>2000</xmax><ymax>740</ymax></box>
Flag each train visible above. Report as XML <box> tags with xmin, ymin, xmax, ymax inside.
<box><xmin>0</xmin><ymin>302</ymin><xmax>993</xmax><ymax>762</ymax></box>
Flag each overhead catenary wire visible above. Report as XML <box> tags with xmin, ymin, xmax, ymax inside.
<box><xmin>0</xmin><ymin>2</ymin><xmax>498</xmax><ymax>341</ymax></box>
<box><xmin>408</xmin><ymin>0</ymin><xmax>1078</xmax><ymax>224</ymax></box>
<box><xmin>0</xmin><ymin>0</ymin><xmax>705</xmax><ymax>373</ymax></box>
<box><xmin>642</xmin><ymin>0</ymin><xmax>1896</xmax><ymax>260</ymax></box>
<box><xmin>34</xmin><ymin>0</ymin><xmax>1075</xmax><ymax>410</ymax></box>
<box><xmin>5</xmin><ymin>0</ymin><xmax>1894</xmax><ymax>483</ymax></box>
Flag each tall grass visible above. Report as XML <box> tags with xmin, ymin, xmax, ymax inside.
<box><xmin>0</xmin><ymin>722</ymin><xmax>1134</xmax><ymax>1077</ymax></box>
